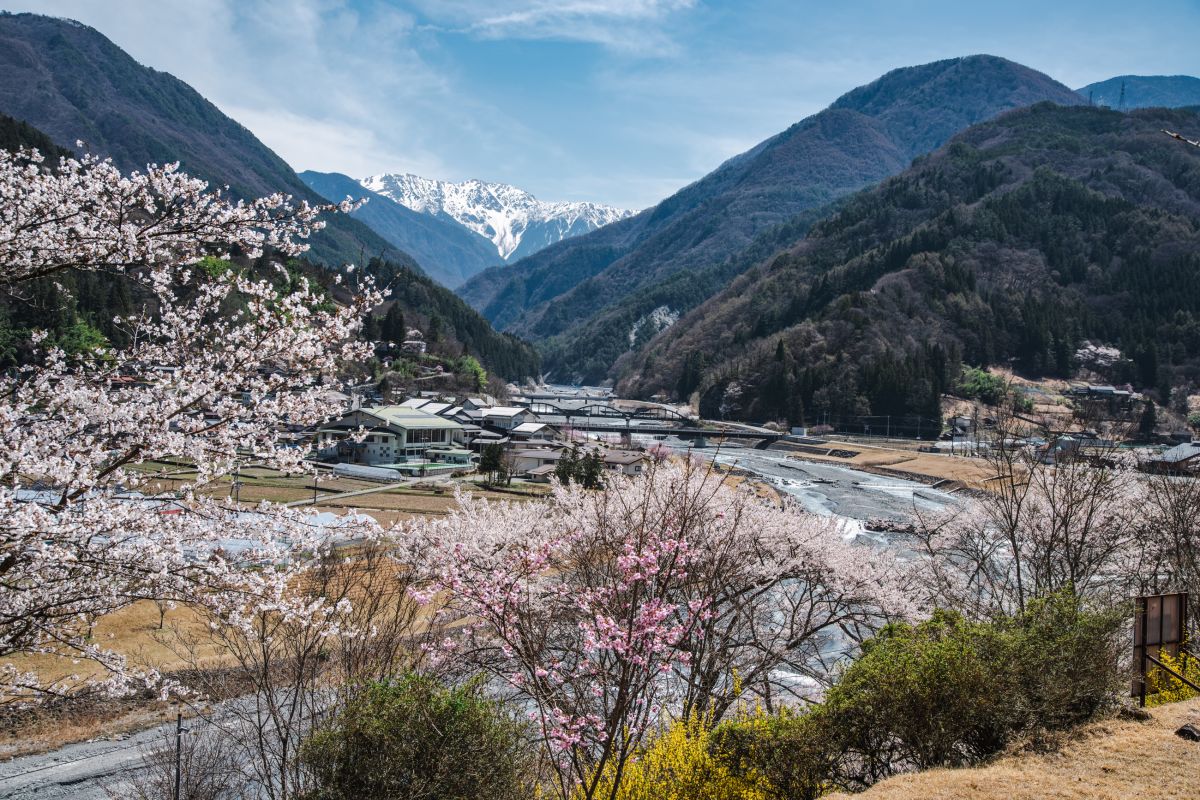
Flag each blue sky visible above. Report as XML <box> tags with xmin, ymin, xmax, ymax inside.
<box><xmin>9</xmin><ymin>0</ymin><xmax>1200</xmax><ymax>208</ymax></box>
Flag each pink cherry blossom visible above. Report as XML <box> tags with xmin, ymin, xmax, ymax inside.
<box><xmin>0</xmin><ymin>147</ymin><xmax>382</xmax><ymax>700</ymax></box>
<box><xmin>403</xmin><ymin>457</ymin><xmax>912</xmax><ymax>799</ymax></box>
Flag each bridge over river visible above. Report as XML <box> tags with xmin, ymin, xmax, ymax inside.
<box><xmin>522</xmin><ymin>401</ymin><xmax>783</xmax><ymax>447</ymax></box>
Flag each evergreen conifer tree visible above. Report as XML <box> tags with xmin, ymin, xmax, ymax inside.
<box><xmin>1140</xmin><ymin>399</ymin><xmax>1158</xmax><ymax>438</ymax></box>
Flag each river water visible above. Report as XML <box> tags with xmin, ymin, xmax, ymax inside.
<box><xmin>660</xmin><ymin>441</ymin><xmax>960</xmax><ymax>534</ymax></box>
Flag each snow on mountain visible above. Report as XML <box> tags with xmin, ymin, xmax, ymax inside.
<box><xmin>361</xmin><ymin>173</ymin><xmax>635</xmax><ymax>262</ymax></box>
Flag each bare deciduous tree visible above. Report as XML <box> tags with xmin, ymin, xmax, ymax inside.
<box><xmin>161</xmin><ymin>539</ymin><xmax>428</xmax><ymax>800</ymax></box>
<box><xmin>104</xmin><ymin>723</ymin><xmax>248</xmax><ymax>800</ymax></box>
<box><xmin>910</xmin><ymin>411</ymin><xmax>1138</xmax><ymax>617</ymax></box>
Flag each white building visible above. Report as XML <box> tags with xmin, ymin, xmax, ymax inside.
<box><xmin>315</xmin><ymin>405</ymin><xmax>465</xmax><ymax>465</ymax></box>
<box><xmin>482</xmin><ymin>406</ymin><xmax>538</xmax><ymax>430</ymax></box>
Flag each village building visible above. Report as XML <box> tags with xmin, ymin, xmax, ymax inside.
<box><xmin>1067</xmin><ymin>383</ymin><xmax>1137</xmax><ymax>418</ymax></box>
<box><xmin>314</xmin><ymin>405</ymin><xmax>466</xmax><ymax>467</ymax></box>
<box><xmin>482</xmin><ymin>406</ymin><xmax>538</xmax><ymax>430</ymax></box>
<box><xmin>1143</xmin><ymin>441</ymin><xmax>1200</xmax><ymax>474</ymax></box>
<box><xmin>511</xmin><ymin>421</ymin><xmax>557</xmax><ymax>441</ymax></box>
<box><xmin>401</xmin><ymin>328</ymin><xmax>427</xmax><ymax>356</ymax></box>
<box><xmin>602</xmin><ymin>449</ymin><xmax>649</xmax><ymax>476</ymax></box>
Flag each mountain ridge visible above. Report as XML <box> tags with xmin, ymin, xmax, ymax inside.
<box><xmin>1076</xmin><ymin>74</ymin><xmax>1200</xmax><ymax>110</ymax></box>
<box><xmin>0</xmin><ymin>11</ymin><xmax>404</xmax><ymax>271</ymax></box>
<box><xmin>619</xmin><ymin>104</ymin><xmax>1200</xmax><ymax>424</ymax></box>
<box><xmin>458</xmin><ymin>54</ymin><xmax>1085</xmax><ymax>382</ymax></box>
<box><xmin>300</xmin><ymin>170</ymin><xmax>500</xmax><ymax>288</ymax></box>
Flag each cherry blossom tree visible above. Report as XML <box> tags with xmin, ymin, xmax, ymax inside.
<box><xmin>0</xmin><ymin>145</ymin><xmax>382</xmax><ymax>700</ymax></box>
<box><xmin>908</xmin><ymin>416</ymin><xmax>1140</xmax><ymax>617</ymax></box>
<box><xmin>669</xmin><ymin>472</ymin><xmax>915</xmax><ymax>721</ymax></box>
<box><xmin>406</xmin><ymin>458</ymin><xmax>912</xmax><ymax>800</ymax></box>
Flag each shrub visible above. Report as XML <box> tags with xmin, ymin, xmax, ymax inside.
<box><xmin>1146</xmin><ymin>647</ymin><xmax>1200</xmax><ymax>707</ymax></box>
<box><xmin>710</xmin><ymin>594</ymin><xmax>1124</xmax><ymax>795</ymax></box>
<box><xmin>953</xmin><ymin>366</ymin><xmax>1010</xmax><ymax>406</ymax></box>
<box><xmin>816</xmin><ymin>594</ymin><xmax>1123</xmax><ymax>787</ymax></box>
<box><xmin>582</xmin><ymin>712</ymin><xmax>769</xmax><ymax>800</ymax></box>
<box><xmin>712</xmin><ymin>710</ymin><xmax>834</xmax><ymax>800</ymax></box>
<box><xmin>299</xmin><ymin>675</ymin><xmax>537</xmax><ymax>800</ymax></box>
<box><xmin>998</xmin><ymin>593</ymin><xmax>1124</xmax><ymax>729</ymax></box>
<box><xmin>820</xmin><ymin>610</ymin><xmax>1016</xmax><ymax>780</ymax></box>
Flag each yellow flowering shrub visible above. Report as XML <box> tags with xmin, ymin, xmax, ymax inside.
<box><xmin>1146</xmin><ymin>647</ymin><xmax>1200</xmax><ymax>707</ymax></box>
<box><xmin>579</xmin><ymin>712</ymin><xmax>771</xmax><ymax>800</ymax></box>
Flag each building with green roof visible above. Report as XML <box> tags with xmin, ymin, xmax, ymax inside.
<box><xmin>315</xmin><ymin>405</ymin><xmax>466</xmax><ymax>466</ymax></box>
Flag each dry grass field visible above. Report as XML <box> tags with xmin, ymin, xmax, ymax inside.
<box><xmin>0</xmin><ymin>601</ymin><xmax>221</xmax><ymax>758</ymax></box>
<box><xmin>777</xmin><ymin>440</ymin><xmax>994</xmax><ymax>488</ymax></box>
<box><xmin>828</xmin><ymin>698</ymin><xmax>1200</xmax><ymax>800</ymax></box>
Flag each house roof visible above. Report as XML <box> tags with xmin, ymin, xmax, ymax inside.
<box><xmin>1156</xmin><ymin>442</ymin><xmax>1200</xmax><ymax>463</ymax></box>
<box><xmin>360</xmin><ymin>405</ymin><xmax>464</xmax><ymax>431</ymax></box>
<box><xmin>421</xmin><ymin>402</ymin><xmax>453</xmax><ymax>416</ymax></box>
<box><xmin>603</xmin><ymin>451</ymin><xmax>648</xmax><ymax>465</ymax></box>
<box><xmin>512</xmin><ymin>449</ymin><xmax>564</xmax><ymax>461</ymax></box>
<box><xmin>484</xmin><ymin>406</ymin><xmax>531</xmax><ymax>418</ymax></box>
<box><xmin>473</xmin><ymin>436</ymin><xmax>510</xmax><ymax>446</ymax></box>
<box><xmin>399</xmin><ymin>398</ymin><xmax>431</xmax><ymax>409</ymax></box>
<box><xmin>526</xmin><ymin>464</ymin><xmax>558</xmax><ymax>476</ymax></box>
<box><xmin>513</xmin><ymin>421</ymin><xmax>552</xmax><ymax>434</ymax></box>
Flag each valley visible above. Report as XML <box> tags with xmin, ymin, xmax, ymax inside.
<box><xmin>0</xmin><ymin>6</ymin><xmax>1199</xmax><ymax>800</ymax></box>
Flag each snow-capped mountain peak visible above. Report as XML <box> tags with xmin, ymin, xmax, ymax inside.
<box><xmin>361</xmin><ymin>173</ymin><xmax>635</xmax><ymax>262</ymax></box>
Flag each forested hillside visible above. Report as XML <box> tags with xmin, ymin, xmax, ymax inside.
<box><xmin>356</xmin><ymin>258</ymin><xmax>541</xmax><ymax>381</ymax></box>
<box><xmin>619</xmin><ymin>105</ymin><xmax>1200</xmax><ymax>425</ymax></box>
<box><xmin>459</xmin><ymin>55</ymin><xmax>1084</xmax><ymax>382</ymax></box>
<box><xmin>0</xmin><ymin>12</ymin><xmax>401</xmax><ymax>270</ymax></box>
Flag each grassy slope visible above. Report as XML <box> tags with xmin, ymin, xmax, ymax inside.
<box><xmin>828</xmin><ymin>698</ymin><xmax>1200</xmax><ymax>800</ymax></box>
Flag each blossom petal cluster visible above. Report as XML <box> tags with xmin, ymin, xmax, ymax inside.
<box><xmin>0</xmin><ymin>147</ymin><xmax>380</xmax><ymax>699</ymax></box>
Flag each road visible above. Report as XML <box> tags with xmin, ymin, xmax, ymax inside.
<box><xmin>0</xmin><ymin>717</ymin><xmax>172</xmax><ymax>799</ymax></box>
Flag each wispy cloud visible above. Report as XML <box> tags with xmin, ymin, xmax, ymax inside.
<box><xmin>6</xmin><ymin>0</ymin><xmax>569</xmax><ymax>187</ymax></box>
<box><xmin>412</xmin><ymin>0</ymin><xmax>696</xmax><ymax>54</ymax></box>
<box><xmin>4</xmin><ymin>0</ymin><xmax>1197</xmax><ymax>210</ymax></box>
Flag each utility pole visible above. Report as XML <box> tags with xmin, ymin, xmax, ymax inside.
<box><xmin>173</xmin><ymin>711</ymin><xmax>184</xmax><ymax>800</ymax></box>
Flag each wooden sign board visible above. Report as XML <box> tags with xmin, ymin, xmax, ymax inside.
<box><xmin>1132</xmin><ymin>592</ymin><xmax>1189</xmax><ymax>702</ymax></box>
